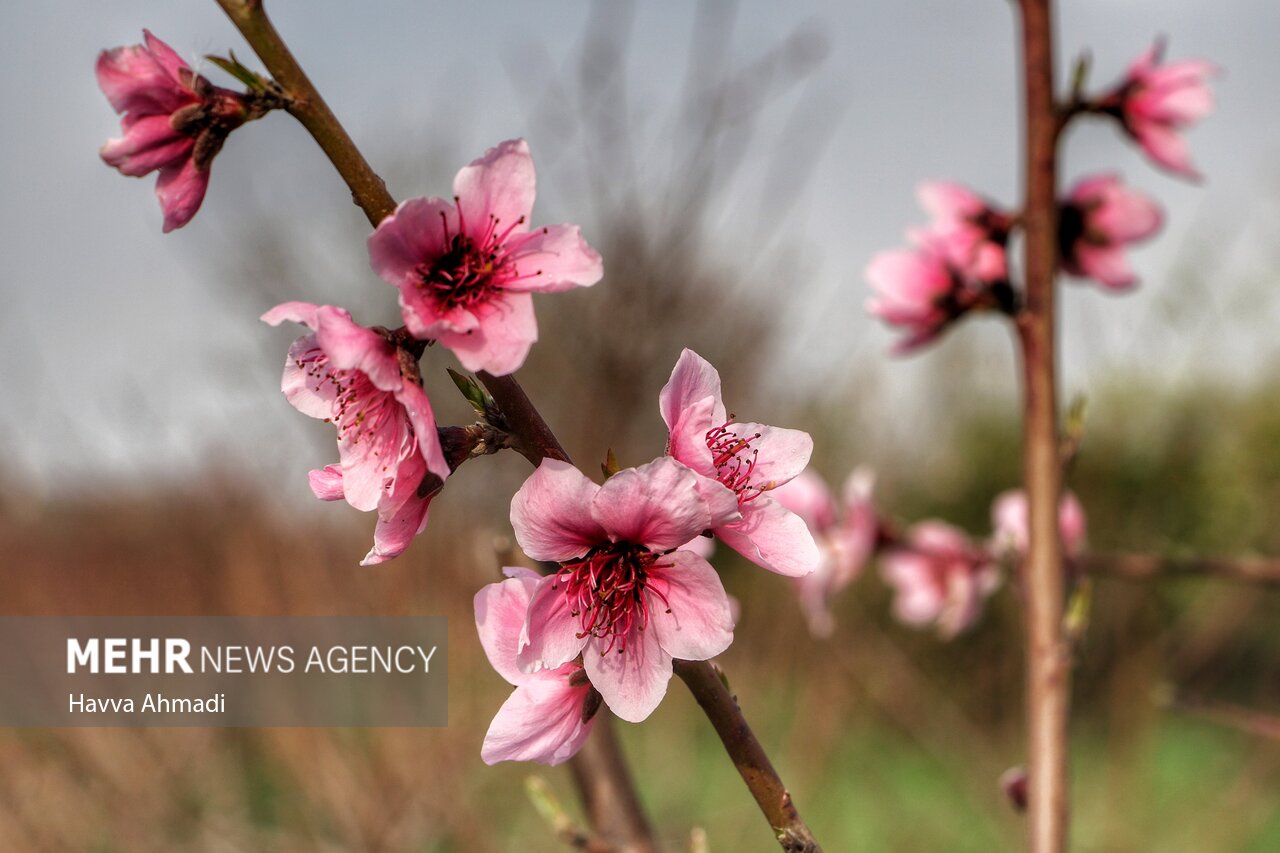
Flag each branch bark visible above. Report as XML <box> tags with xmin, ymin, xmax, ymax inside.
<box><xmin>1013</xmin><ymin>1</ymin><xmax>1070</xmax><ymax>851</ymax></box>
<box><xmin>674</xmin><ymin>661</ymin><xmax>821</xmax><ymax>853</ymax></box>
<box><xmin>213</xmin><ymin>3</ymin><xmax>655</xmax><ymax>849</ymax></box>
<box><xmin>1080</xmin><ymin>552</ymin><xmax>1280</xmax><ymax>587</ymax></box>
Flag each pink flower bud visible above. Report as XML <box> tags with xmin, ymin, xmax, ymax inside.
<box><xmin>1059</xmin><ymin>174</ymin><xmax>1163</xmax><ymax>290</ymax></box>
<box><xmin>1106</xmin><ymin>41</ymin><xmax>1218</xmax><ymax>180</ymax></box>
<box><xmin>97</xmin><ymin>31</ymin><xmax>250</xmax><ymax>231</ymax></box>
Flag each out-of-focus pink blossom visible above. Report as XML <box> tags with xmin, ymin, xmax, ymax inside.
<box><xmin>866</xmin><ymin>224</ymin><xmax>1009</xmax><ymax>353</ymax></box>
<box><xmin>773</xmin><ymin>468</ymin><xmax>880</xmax><ymax>637</ymax></box>
<box><xmin>659</xmin><ymin>349</ymin><xmax>820</xmax><ymax>578</ymax></box>
<box><xmin>881</xmin><ymin>521</ymin><xmax>999</xmax><ymax>639</ymax></box>
<box><xmin>368</xmin><ymin>139</ymin><xmax>603</xmax><ymax>376</ymax></box>
<box><xmin>1058</xmin><ymin>174</ymin><xmax>1163</xmax><ymax>290</ymax></box>
<box><xmin>97</xmin><ymin>31</ymin><xmax>251</xmax><ymax>231</ymax></box>
<box><xmin>990</xmin><ymin>489</ymin><xmax>1088</xmax><ymax>560</ymax></box>
<box><xmin>475</xmin><ymin>568</ymin><xmax>598</xmax><ymax>765</ymax></box>
<box><xmin>262</xmin><ymin>302</ymin><xmax>449</xmax><ymax>565</ymax></box>
<box><xmin>511</xmin><ymin>457</ymin><xmax>739</xmax><ymax>723</ymax></box>
<box><xmin>917</xmin><ymin>182</ymin><xmax>1014</xmax><ymax>244</ymax></box>
<box><xmin>1106</xmin><ymin>41</ymin><xmax>1217</xmax><ymax>180</ymax></box>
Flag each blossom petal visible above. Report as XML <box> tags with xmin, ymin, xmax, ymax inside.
<box><xmin>437</xmin><ymin>291</ymin><xmax>537</xmax><ymax>376</ymax></box>
<box><xmin>716</xmin><ymin>494</ymin><xmax>821</xmax><ymax>577</ymax></box>
<box><xmin>453</xmin><ymin>139</ymin><xmax>537</xmax><ymax>239</ymax></box>
<box><xmin>481</xmin><ymin>675</ymin><xmax>594</xmax><ymax>766</ymax></box>
<box><xmin>474</xmin><ymin>574</ymin><xmax>541</xmax><ymax>686</ymax></box>
<box><xmin>510</xmin><ymin>459</ymin><xmax>605</xmax><ymax>562</ymax></box>
<box><xmin>502</xmin><ymin>224</ymin><xmax>603</xmax><ymax>293</ymax></box>
<box><xmin>517</xmin><ymin>575</ymin><xmax>588</xmax><ymax>673</ymax></box>
<box><xmin>732</xmin><ymin>423</ymin><xmax>812</xmax><ymax>488</ymax></box>
<box><xmin>367</xmin><ymin>196</ymin><xmax>456</xmax><ymax>290</ymax></box>
<box><xmin>659</xmin><ymin>349</ymin><xmax>727</xmax><ymax>433</ymax></box>
<box><xmin>648</xmin><ymin>551</ymin><xmax>734</xmax><ymax>661</ymax></box>
<box><xmin>308</xmin><ymin>465</ymin><xmax>345</xmax><ymax>501</ymax></box>
<box><xmin>155</xmin><ymin>157</ymin><xmax>210</xmax><ymax>232</ymax></box>
<box><xmin>592</xmin><ymin>457</ymin><xmax>739</xmax><ymax>552</ymax></box>
<box><xmin>583</xmin><ymin>626</ymin><xmax>672</xmax><ymax>723</ymax></box>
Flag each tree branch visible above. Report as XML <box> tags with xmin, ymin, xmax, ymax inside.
<box><xmin>1080</xmin><ymin>552</ymin><xmax>1280</xmax><ymax>587</ymax></box>
<box><xmin>674</xmin><ymin>661</ymin><xmax>821</xmax><ymax>853</ymax></box>
<box><xmin>212</xmin><ymin>3</ymin><xmax>655</xmax><ymax>849</ymax></box>
<box><xmin>1013</xmin><ymin>1</ymin><xmax>1070</xmax><ymax>851</ymax></box>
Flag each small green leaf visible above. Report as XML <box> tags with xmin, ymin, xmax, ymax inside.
<box><xmin>205</xmin><ymin>53</ymin><xmax>264</xmax><ymax>90</ymax></box>
<box><xmin>447</xmin><ymin>368</ymin><xmax>492</xmax><ymax>416</ymax></box>
<box><xmin>601</xmin><ymin>448</ymin><xmax>621</xmax><ymax>479</ymax></box>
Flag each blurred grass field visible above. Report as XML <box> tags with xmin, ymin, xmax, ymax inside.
<box><xmin>3</xmin><ymin>369</ymin><xmax>1279</xmax><ymax>851</ymax></box>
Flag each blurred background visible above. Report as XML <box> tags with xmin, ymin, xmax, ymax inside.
<box><xmin>3</xmin><ymin>0</ymin><xmax>1280</xmax><ymax>849</ymax></box>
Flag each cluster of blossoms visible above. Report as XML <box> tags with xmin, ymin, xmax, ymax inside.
<box><xmin>866</xmin><ymin>39</ymin><xmax>1213</xmax><ymax>351</ymax></box>
<box><xmin>775</xmin><ymin>471</ymin><xmax>1088</xmax><ymax>639</ymax></box>
<box><xmin>95</xmin><ymin>31</ymin><xmax>823</xmax><ymax>771</ymax></box>
<box><xmin>475</xmin><ymin>352</ymin><xmax>821</xmax><ymax>762</ymax></box>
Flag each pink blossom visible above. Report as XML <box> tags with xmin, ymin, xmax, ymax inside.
<box><xmin>1059</xmin><ymin>174</ymin><xmax>1163</xmax><ymax>290</ymax></box>
<box><xmin>97</xmin><ymin>31</ymin><xmax>251</xmax><ymax>232</ymax></box>
<box><xmin>510</xmin><ymin>457</ymin><xmax>739</xmax><ymax>723</ymax></box>
<box><xmin>917</xmin><ymin>181</ymin><xmax>1014</xmax><ymax>243</ymax></box>
<box><xmin>475</xmin><ymin>568</ymin><xmax>598</xmax><ymax>765</ymax></box>
<box><xmin>880</xmin><ymin>521</ymin><xmax>999</xmax><ymax>639</ymax></box>
<box><xmin>367</xmin><ymin>139</ymin><xmax>603</xmax><ymax>376</ymax></box>
<box><xmin>866</xmin><ymin>224</ymin><xmax>1009</xmax><ymax>353</ymax></box>
<box><xmin>774</xmin><ymin>469</ymin><xmax>880</xmax><ymax>637</ymax></box>
<box><xmin>1108</xmin><ymin>41</ymin><xmax>1217</xmax><ymax>179</ymax></box>
<box><xmin>262</xmin><ymin>302</ymin><xmax>449</xmax><ymax>565</ymax></box>
<box><xmin>659</xmin><ymin>349</ymin><xmax>820</xmax><ymax>578</ymax></box>
<box><xmin>990</xmin><ymin>489</ymin><xmax>1088</xmax><ymax>560</ymax></box>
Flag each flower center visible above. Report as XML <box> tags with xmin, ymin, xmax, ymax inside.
<box><xmin>705</xmin><ymin>418</ymin><xmax>765</xmax><ymax>502</ymax></box>
<box><xmin>556</xmin><ymin>543</ymin><xmax>670</xmax><ymax>654</ymax></box>
<box><xmin>295</xmin><ymin>345</ymin><xmax>401</xmax><ymax>457</ymax></box>
<box><xmin>414</xmin><ymin>200</ymin><xmax>538</xmax><ymax>313</ymax></box>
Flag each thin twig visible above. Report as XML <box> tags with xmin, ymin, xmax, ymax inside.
<box><xmin>211</xmin><ymin>3</ymin><xmax>656</xmax><ymax>849</ymax></box>
<box><xmin>673</xmin><ymin>660</ymin><xmax>821</xmax><ymax>853</ymax></box>
<box><xmin>1080</xmin><ymin>552</ymin><xmax>1280</xmax><ymax>587</ymax></box>
<box><xmin>1013</xmin><ymin>1</ymin><xmax>1070</xmax><ymax>851</ymax></box>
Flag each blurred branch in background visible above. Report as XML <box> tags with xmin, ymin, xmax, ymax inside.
<box><xmin>1084</xmin><ymin>552</ymin><xmax>1280</xmax><ymax>586</ymax></box>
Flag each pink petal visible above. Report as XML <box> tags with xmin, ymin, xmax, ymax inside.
<box><xmin>95</xmin><ymin>39</ymin><xmax>191</xmax><ymax>116</ymax></box>
<box><xmin>880</xmin><ymin>552</ymin><xmax>945</xmax><ymax>626</ymax></box>
<box><xmin>453</xmin><ymin>139</ymin><xmax>537</xmax><ymax>240</ymax></box>
<box><xmin>474</xmin><ymin>574</ymin><xmax>541</xmax><ymax>686</ymax></box>
<box><xmin>917</xmin><ymin>181</ymin><xmax>984</xmax><ymax>222</ymax></box>
<box><xmin>312</xmin><ymin>307</ymin><xmax>403</xmax><ymax>392</ymax></box>
<box><xmin>394</xmin><ymin>381</ymin><xmax>451</xmax><ymax>484</ymax></box>
<box><xmin>275</xmin><ymin>335</ymin><xmax>340</xmax><ymax>420</ymax></box>
<box><xmin>659</xmin><ymin>349</ymin><xmax>728</xmax><ymax>434</ymax></box>
<box><xmin>437</xmin><ymin>291</ymin><xmax>537</xmax><ymax>376</ymax></box>
<box><xmin>665</xmin><ymin>395</ymin><xmax>719</xmax><ymax>479</ymax></box>
<box><xmin>517</xmin><ymin>575</ymin><xmax>589</xmax><ymax>673</ymax></box>
<box><xmin>1134</xmin><ymin>123</ymin><xmax>1199</xmax><ymax>180</ymax></box>
<box><xmin>769</xmin><ymin>470</ymin><xmax>837</xmax><ymax>532</ymax></box>
<box><xmin>715</xmin><ymin>494</ymin><xmax>821</xmax><ymax>577</ymax></box>
<box><xmin>481</xmin><ymin>674</ymin><xmax>594</xmax><ymax>766</ymax></box>
<box><xmin>362</xmin><ymin>485</ymin><xmax>432</xmax><ymax>566</ymax></box>
<box><xmin>865</xmin><ymin>249</ymin><xmax>950</xmax><ymax>309</ymax></box>
<box><xmin>592</xmin><ymin>458</ymin><xmax>739</xmax><ymax>552</ymax></box>
<box><xmin>99</xmin><ymin>115</ymin><xmax>191</xmax><ymax>176</ymax></box>
<box><xmin>142</xmin><ymin>29</ymin><xmax>191</xmax><ymax>82</ymax></box>
<box><xmin>367</xmin><ymin>196</ymin><xmax>456</xmax><ymax>290</ymax></box>
<box><xmin>1073</xmin><ymin>244</ymin><xmax>1137</xmax><ymax>290</ymax></box>
<box><xmin>261</xmin><ymin>300</ymin><xmax>321</xmax><ymax>329</ymax></box>
<box><xmin>510</xmin><ymin>459</ymin><xmax>606</xmax><ymax>562</ymax></box>
<box><xmin>308</xmin><ymin>465</ymin><xmax>346</xmax><ymax>501</ymax></box>
<box><xmin>155</xmin><ymin>157</ymin><xmax>210</xmax><ymax>232</ymax></box>
<box><xmin>501</xmin><ymin>224</ymin><xmax>603</xmax><ymax>293</ymax></box>
<box><xmin>582</xmin><ymin>625</ymin><xmax>672</xmax><ymax>723</ymax></box>
<box><xmin>1092</xmin><ymin>182</ymin><xmax>1163</xmax><ymax>243</ymax></box>
<box><xmin>730</xmin><ymin>423</ymin><xmax>812</xmax><ymax>488</ymax></box>
<box><xmin>648</xmin><ymin>551</ymin><xmax>735</xmax><ymax>661</ymax></box>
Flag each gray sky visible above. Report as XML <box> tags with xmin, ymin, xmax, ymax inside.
<box><xmin>4</xmin><ymin>0</ymin><xmax>1279</xmax><ymax>491</ymax></box>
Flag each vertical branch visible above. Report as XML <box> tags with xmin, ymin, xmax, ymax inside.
<box><xmin>1014</xmin><ymin>1</ymin><xmax>1070</xmax><ymax>851</ymax></box>
<box><xmin>212</xmin><ymin>3</ymin><xmax>658</xmax><ymax>849</ymax></box>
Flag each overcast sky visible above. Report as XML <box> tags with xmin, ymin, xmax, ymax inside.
<box><xmin>4</xmin><ymin>1</ymin><xmax>1279</xmax><ymax>491</ymax></box>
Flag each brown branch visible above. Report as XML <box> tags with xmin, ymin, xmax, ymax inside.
<box><xmin>674</xmin><ymin>661</ymin><xmax>821</xmax><ymax>853</ymax></box>
<box><xmin>1166</xmin><ymin>693</ymin><xmax>1280</xmax><ymax>741</ymax></box>
<box><xmin>1080</xmin><ymin>552</ymin><xmax>1280</xmax><ymax>587</ymax></box>
<box><xmin>1013</xmin><ymin>1</ymin><xmax>1070</xmax><ymax>851</ymax></box>
<box><xmin>212</xmin><ymin>3</ymin><xmax>656</xmax><ymax>849</ymax></box>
